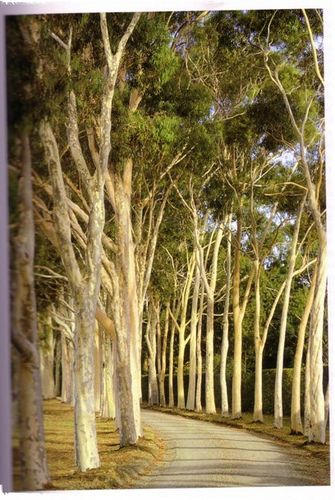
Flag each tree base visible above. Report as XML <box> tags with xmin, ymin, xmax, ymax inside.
<box><xmin>290</xmin><ymin>429</ymin><xmax>303</xmax><ymax>436</ymax></box>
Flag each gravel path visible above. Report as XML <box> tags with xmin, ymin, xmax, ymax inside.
<box><xmin>139</xmin><ymin>409</ymin><xmax>328</xmax><ymax>488</ymax></box>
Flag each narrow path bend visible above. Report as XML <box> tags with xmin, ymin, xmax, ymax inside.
<box><xmin>140</xmin><ymin>409</ymin><xmax>328</xmax><ymax>488</ymax></box>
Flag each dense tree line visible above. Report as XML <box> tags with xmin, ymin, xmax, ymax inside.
<box><xmin>7</xmin><ymin>9</ymin><xmax>328</xmax><ymax>490</ymax></box>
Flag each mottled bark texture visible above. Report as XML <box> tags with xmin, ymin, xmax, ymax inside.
<box><xmin>38</xmin><ymin>12</ymin><xmax>140</xmax><ymax>467</ymax></box>
<box><xmin>11</xmin><ymin>134</ymin><xmax>49</xmax><ymax>490</ymax></box>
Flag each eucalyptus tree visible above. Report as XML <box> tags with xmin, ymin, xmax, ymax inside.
<box><xmin>257</xmin><ymin>9</ymin><xmax>326</xmax><ymax>442</ymax></box>
<box><xmin>37</xmin><ymin>12</ymin><xmax>140</xmax><ymax>465</ymax></box>
<box><xmin>291</xmin><ymin>261</ymin><xmax>317</xmax><ymax>433</ymax></box>
<box><xmin>10</xmin><ymin>134</ymin><xmax>50</xmax><ymax>490</ymax></box>
<box><xmin>189</xmin><ymin>195</ymin><xmax>224</xmax><ymax>415</ymax></box>
<box><xmin>7</xmin><ymin>18</ymin><xmax>50</xmax><ymax>489</ymax></box>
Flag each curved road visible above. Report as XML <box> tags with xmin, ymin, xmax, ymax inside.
<box><xmin>139</xmin><ymin>409</ymin><xmax>328</xmax><ymax>488</ymax></box>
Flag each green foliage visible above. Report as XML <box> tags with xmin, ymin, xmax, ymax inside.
<box><xmin>151</xmin><ymin>44</ymin><xmax>181</xmax><ymax>88</ymax></box>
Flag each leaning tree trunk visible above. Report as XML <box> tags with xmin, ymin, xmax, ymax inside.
<box><xmin>291</xmin><ymin>267</ymin><xmax>316</xmax><ymax>434</ymax></box>
<box><xmin>307</xmin><ymin>244</ymin><xmax>327</xmax><ymax>443</ymax></box>
<box><xmin>171</xmin><ymin>252</ymin><xmax>196</xmax><ymax>409</ymax></box>
<box><xmin>11</xmin><ymin>133</ymin><xmax>49</xmax><ymax>490</ymax></box>
<box><xmin>304</xmin><ymin>334</ymin><xmax>311</xmax><ymax>437</ymax></box>
<box><xmin>264</xmin><ymin>56</ymin><xmax>327</xmax><ymax>443</ymax></box>
<box><xmin>40</xmin><ymin>120</ymin><xmax>101</xmax><ymax>470</ymax></box>
<box><xmin>274</xmin><ymin>200</ymin><xmax>304</xmax><ymax>429</ymax></box>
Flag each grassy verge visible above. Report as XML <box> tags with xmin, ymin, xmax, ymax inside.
<box><xmin>142</xmin><ymin>404</ymin><xmax>330</xmax><ymax>463</ymax></box>
<box><xmin>13</xmin><ymin>399</ymin><xmax>165</xmax><ymax>491</ymax></box>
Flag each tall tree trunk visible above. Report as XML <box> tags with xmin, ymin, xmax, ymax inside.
<box><xmin>186</xmin><ymin>264</ymin><xmax>200</xmax><ymax>410</ymax></box>
<box><xmin>307</xmin><ymin>244</ymin><xmax>327</xmax><ymax>443</ymax></box>
<box><xmin>168</xmin><ymin>301</ymin><xmax>177</xmax><ymax>408</ymax></box>
<box><xmin>264</xmin><ymin>56</ymin><xmax>327</xmax><ymax>443</ymax></box>
<box><xmin>196</xmin><ymin>285</ymin><xmax>204</xmax><ymax>412</ymax></box>
<box><xmin>205</xmin><ymin>295</ymin><xmax>216</xmax><ymax>414</ymax></box>
<box><xmin>146</xmin><ymin>303</ymin><xmax>159</xmax><ymax>406</ymax></box>
<box><xmin>73</xmin><ymin>295</ymin><xmax>100</xmax><ymax>470</ymax></box>
<box><xmin>220</xmin><ymin>215</ymin><xmax>232</xmax><ymax>416</ymax></box>
<box><xmin>232</xmin><ymin>209</ymin><xmax>243</xmax><ymax>419</ymax></box>
<box><xmin>253</xmin><ymin>261</ymin><xmax>264</xmax><ymax>423</ymax></box>
<box><xmin>192</xmin><ymin>211</ymin><xmax>223</xmax><ymax>415</ymax></box>
<box><xmin>291</xmin><ymin>268</ymin><xmax>316</xmax><ymax>434</ymax></box>
<box><xmin>108</xmin><ymin>163</ymin><xmax>142</xmax><ymax>440</ymax></box>
<box><xmin>11</xmin><ymin>133</ymin><xmax>49</xmax><ymax>490</ymax></box>
<box><xmin>274</xmin><ymin>200</ymin><xmax>304</xmax><ymax>428</ymax></box>
<box><xmin>177</xmin><ymin>339</ymin><xmax>186</xmax><ymax>409</ymax></box>
<box><xmin>159</xmin><ymin>303</ymin><xmax>169</xmax><ymax>406</ymax></box>
<box><xmin>304</xmin><ymin>334</ymin><xmax>311</xmax><ymax>437</ymax></box>
<box><xmin>111</xmin><ymin>291</ymin><xmax>137</xmax><ymax>446</ymax></box>
<box><xmin>253</xmin><ymin>340</ymin><xmax>264</xmax><ymax>422</ymax></box>
<box><xmin>170</xmin><ymin>252</ymin><xmax>196</xmax><ymax>409</ymax></box>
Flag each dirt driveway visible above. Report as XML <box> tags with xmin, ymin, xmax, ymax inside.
<box><xmin>139</xmin><ymin>409</ymin><xmax>330</xmax><ymax>488</ymax></box>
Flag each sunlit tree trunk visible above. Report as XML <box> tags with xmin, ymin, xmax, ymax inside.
<box><xmin>231</xmin><ymin>205</ymin><xmax>254</xmax><ymax>419</ymax></box>
<box><xmin>220</xmin><ymin>215</ymin><xmax>232</xmax><ymax>416</ymax></box>
<box><xmin>265</xmin><ymin>47</ymin><xmax>326</xmax><ymax>443</ymax></box>
<box><xmin>159</xmin><ymin>303</ymin><xmax>169</xmax><ymax>406</ymax></box>
<box><xmin>291</xmin><ymin>268</ymin><xmax>316</xmax><ymax>434</ymax></box>
<box><xmin>252</xmin><ymin>259</ymin><xmax>287</xmax><ymax>423</ymax></box>
<box><xmin>307</xmin><ymin>244</ymin><xmax>327</xmax><ymax>443</ymax></box>
<box><xmin>169</xmin><ymin>252</ymin><xmax>196</xmax><ymax>409</ymax></box>
<box><xmin>196</xmin><ymin>284</ymin><xmax>205</xmax><ymax>412</ymax></box>
<box><xmin>110</xmin><ymin>286</ymin><xmax>137</xmax><ymax>445</ymax></box>
<box><xmin>186</xmin><ymin>265</ymin><xmax>200</xmax><ymax>411</ymax></box>
<box><xmin>168</xmin><ymin>300</ymin><xmax>178</xmax><ymax>408</ymax></box>
<box><xmin>304</xmin><ymin>336</ymin><xmax>311</xmax><ymax>437</ymax></box>
<box><xmin>274</xmin><ymin>200</ymin><xmax>304</xmax><ymax>428</ymax></box>
<box><xmin>253</xmin><ymin>261</ymin><xmax>263</xmax><ymax>423</ymax></box>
